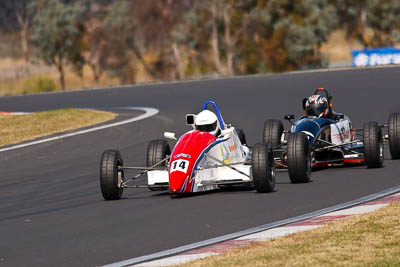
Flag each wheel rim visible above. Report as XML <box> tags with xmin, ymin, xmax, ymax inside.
<box><xmin>305</xmin><ymin>145</ymin><xmax>311</xmax><ymax>179</ymax></box>
<box><xmin>269</xmin><ymin>165</ymin><xmax>276</xmax><ymax>184</ymax></box>
<box><xmin>118</xmin><ymin>170</ymin><xmax>123</xmax><ymax>188</ymax></box>
<box><xmin>306</xmin><ymin>154</ymin><xmax>311</xmax><ymax>178</ymax></box>
<box><xmin>379</xmin><ymin>128</ymin><xmax>384</xmax><ymax>164</ymax></box>
<box><xmin>379</xmin><ymin>141</ymin><xmax>384</xmax><ymax>163</ymax></box>
<box><xmin>117</xmin><ymin>160</ymin><xmax>124</xmax><ymax>189</ymax></box>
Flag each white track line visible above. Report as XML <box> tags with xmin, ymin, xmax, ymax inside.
<box><xmin>129</xmin><ymin>202</ymin><xmax>393</xmax><ymax>267</ymax></box>
<box><xmin>0</xmin><ymin>107</ymin><xmax>159</xmax><ymax>153</ymax></box>
<box><xmin>236</xmin><ymin>225</ymin><xmax>319</xmax><ymax>241</ymax></box>
<box><xmin>133</xmin><ymin>253</ymin><xmax>218</xmax><ymax>267</ymax></box>
<box><xmin>103</xmin><ymin>186</ymin><xmax>400</xmax><ymax>267</ymax></box>
<box><xmin>318</xmin><ymin>204</ymin><xmax>387</xmax><ymax>216</ymax></box>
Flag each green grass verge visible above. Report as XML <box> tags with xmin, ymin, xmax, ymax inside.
<box><xmin>178</xmin><ymin>201</ymin><xmax>400</xmax><ymax>266</ymax></box>
<box><xmin>0</xmin><ymin>108</ymin><xmax>116</xmax><ymax>147</ymax></box>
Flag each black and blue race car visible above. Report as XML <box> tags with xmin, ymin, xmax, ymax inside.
<box><xmin>263</xmin><ymin>88</ymin><xmax>400</xmax><ymax>183</ymax></box>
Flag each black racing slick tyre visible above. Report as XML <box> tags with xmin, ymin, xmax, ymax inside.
<box><xmin>388</xmin><ymin>113</ymin><xmax>400</xmax><ymax>159</ymax></box>
<box><xmin>100</xmin><ymin>150</ymin><xmax>124</xmax><ymax>201</ymax></box>
<box><xmin>363</xmin><ymin>122</ymin><xmax>384</xmax><ymax>168</ymax></box>
<box><xmin>252</xmin><ymin>143</ymin><xmax>275</xmax><ymax>193</ymax></box>
<box><xmin>263</xmin><ymin>119</ymin><xmax>284</xmax><ymax>148</ymax></box>
<box><xmin>146</xmin><ymin>140</ymin><xmax>171</xmax><ymax>167</ymax></box>
<box><xmin>287</xmin><ymin>132</ymin><xmax>311</xmax><ymax>183</ymax></box>
<box><xmin>236</xmin><ymin>129</ymin><xmax>247</xmax><ymax>145</ymax></box>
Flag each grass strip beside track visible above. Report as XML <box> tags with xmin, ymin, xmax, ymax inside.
<box><xmin>0</xmin><ymin>108</ymin><xmax>116</xmax><ymax>147</ymax></box>
<box><xmin>179</xmin><ymin>202</ymin><xmax>400</xmax><ymax>266</ymax></box>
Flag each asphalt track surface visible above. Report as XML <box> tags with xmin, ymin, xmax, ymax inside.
<box><xmin>1</xmin><ymin>66</ymin><xmax>400</xmax><ymax>266</ymax></box>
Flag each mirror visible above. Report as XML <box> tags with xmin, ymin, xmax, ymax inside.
<box><xmin>284</xmin><ymin>114</ymin><xmax>295</xmax><ymax>120</ymax></box>
<box><xmin>333</xmin><ymin>114</ymin><xmax>344</xmax><ymax>120</ymax></box>
<box><xmin>186</xmin><ymin>114</ymin><xmax>195</xmax><ymax>125</ymax></box>
<box><xmin>164</xmin><ymin>132</ymin><xmax>177</xmax><ymax>140</ymax></box>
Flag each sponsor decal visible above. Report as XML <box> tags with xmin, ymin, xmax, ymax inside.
<box><xmin>219</xmin><ymin>145</ymin><xmax>230</xmax><ymax>164</ymax></box>
<box><xmin>174</xmin><ymin>153</ymin><xmax>191</xmax><ymax>159</ymax></box>
<box><xmin>352</xmin><ymin>47</ymin><xmax>400</xmax><ymax>67</ymax></box>
<box><xmin>170</xmin><ymin>159</ymin><xmax>190</xmax><ymax>174</ymax></box>
<box><xmin>228</xmin><ymin>144</ymin><xmax>238</xmax><ymax>152</ymax></box>
<box><xmin>331</xmin><ymin>120</ymin><xmax>351</xmax><ymax>145</ymax></box>
<box><xmin>332</xmin><ymin>126</ymin><xmax>350</xmax><ymax>141</ymax></box>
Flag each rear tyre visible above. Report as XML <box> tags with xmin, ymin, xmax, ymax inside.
<box><xmin>146</xmin><ymin>140</ymin><xmax>171</xmax><ymax>167</ymax></box>
<box><xmin>100</xmin><ymin>150</ymin><xmax>124</xmax><ymax>200</ymax></box>
<box><xmin>236</xmin><ymin>129</ymin><xmax>247</xmax><ymax>145</ymax></box>
<box><xmin>263</xmin><ymin>119</ymin><xmax>284</xmax><ymax>148</ymax></box>
<box><xmin>363</xmin><ymin>122</ymin><xmax>384</xmax><ymax>168</ymax></box>
<box><xmin>252</xmin><ymin>143</ymin><xmax>275</xmax><ymax>193</ymax></box>
<box><xmin>388</xmin><ymin>113</ymin><xmax>400</xmax><ymax>159</ymax></box>
<box><xmin>287</xmin><ymin>132</ymin><xmax>311</xmax><ymax>183</ymax></box>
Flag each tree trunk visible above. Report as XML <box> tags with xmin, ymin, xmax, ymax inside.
<box><xmin>223</xmin><ymin>4</ymin><xmax>234</xmax><ymax>76</ymax></box>
<box><xmin>132</xmin><ymin>48</ymin><xmax>159</xmax><ymax>79</ymax></box>
<box><xmin>20</xmin><ymin>23</ymin><xmax>29</xmax><ymax>63</ymax></box>
<box><xmin>57</xmin><ymin>60</ymin><xmax>66</xmax><ymax>90</ymax></box>
<box><xmin>210</xmin><ymin>0</ymin><xmax>225</xmax><ymax>75</ymax></box>
<box><xmin>15</xmin><ymin>9</ymin><xmax>30</xmax><ymax>68</ymax></box>
<box><xmin>126</xmin><ymin>64</ymin><xmax>136</xmax><ymax>84</ymax></box>
<box><xmin>171</xmin><ymin>41</ymin><xmax>185</xmax><ymax>80</ymax></box>
<box><xmin>93</xmin><ymin>69</ymin><xmax>101</xmax><ymax>84</ymax></box>
<box><xmin>191</xmin><ymin>55</ymin><xmax>201</xmax><ymax>78</ymax></box>
<box><xmin>89</xmin><ymin>62</ymin><xmax>102</xmax><ymax>85</ymax></box>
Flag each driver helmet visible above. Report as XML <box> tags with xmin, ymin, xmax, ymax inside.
<box><xmin>195</xmin><ymin>110</ymin><xmax>219</xmax><ymax>136</ymax></box>
<box><xmin>305</xmin><ymin>94</ymin><xmax>329</xmax><ymax>118</ymax></box>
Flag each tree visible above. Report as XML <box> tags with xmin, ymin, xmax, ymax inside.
<box><xmin>366</xmin><ymin>0</ymin><xmax>400</xmax><ymax>47</ymax></box>
<box><xmin>30</xmin><ymin>0</ymin><xmax>86</xmax><ymax>90</ymax></box>
<box><xmin>82</xmin><ymin>2</ymin><xmax>111</xmax><ymax>84</ymax></box>
<box><xmin>334</xmin><ymin>0</ymin><xmax>400</xmax><ymax>48</ymax></box>
<box><xmin>94</xmin><ymin>0</ymin><xmax>192</xmax><ymax>82</ymax></box>
<box><xmin>175</xmin><ymin>0</ymin><xmax>337</xmax><ymax>74</ymax></box>
<box><xmin>129</xmin><ymin>0</ymin><xmax>192</xmax><ymax>80</ymax></box>
<box><xmin>0</xmin><ymin>0</ymin><xmax>34</xmax><ymax>63</ymax></box>
<box><xmin>248</xmin><ymin>0</ymin><xmax>338</xmax><ymax>72</ymax></box>
<box><xmin>175</xmin><ymin>0</ymin><xmax>252</xmax><ymax>76</ymax></box>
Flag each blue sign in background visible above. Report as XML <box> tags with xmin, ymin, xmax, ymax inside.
<box><xmin>352</xmin><ymin>47</ymin><xmax>400</xmax><ymax>67</ymax></box>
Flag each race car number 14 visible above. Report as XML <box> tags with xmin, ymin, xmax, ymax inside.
<box><xmin>170</xmin><ymin>159</ymin><xmax>190</xmax><ymax>173</ymax></box>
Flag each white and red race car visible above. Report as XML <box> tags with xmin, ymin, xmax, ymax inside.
<box><xmin>100</xmin><ymin>100</ymin><xmax>275</xmax><ymax>200</ymax></box>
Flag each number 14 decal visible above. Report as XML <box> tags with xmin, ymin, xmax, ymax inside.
<box><xmin>170</xmin><ymin>159</ymin><xmax>190</xmax><ymax>173</ymax></box>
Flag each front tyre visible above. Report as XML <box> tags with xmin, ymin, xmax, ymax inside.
<box><xmin>263</xmin><ymin>119</ymin><xmax>284</xmax><ymax>148</ymax></box>
<box><xmin>100</xmin><ymin>150</ymin><xmax>124</xmax><ymax>200</ymax></box>
<box><xmin>287</xmin><ymin>132</ymin><xmax>311</xmax><ymax>183</ymax></box>
<box><xmin>388</xmin><ymin>113</ymin><xmax>400</xmax><ymax>159</ymax></box>
<box><xmin>363</xmin><ymin>122</ymin><xmax>384</xmax><ymax>168</ymax></box>
<box><xmin>252</xmin><ymin>143</ymin><xmax>275</xmax><ymax>193</ymax></box>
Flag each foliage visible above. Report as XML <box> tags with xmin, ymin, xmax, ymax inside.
<box><xmin>0</xmin><ymin>0</ymin><xmax>35</xmax><ymax>62</ymax></box>
<box><xmin>0</xmin><ymin>0</ymin><xmax>399</xmax><ymax>87</ymax></box>
<box><xmin>175</xmin><ymin>0</ymin><xmax>337</xmax><ymax>74</ymax></box>
<box><xmin>23</xmin><ymin>75</ymin><xmax>58</xmax><ymax>94</ymax></box>
<box><xmin>334</xmin><ymin>0</ymin><xmax>400</xmax><ymax>47</ymax></box>
<box><xmin>30</xmin><ymin>0</ymin><xmax>86</xmax><ymax>89</ymax></box>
